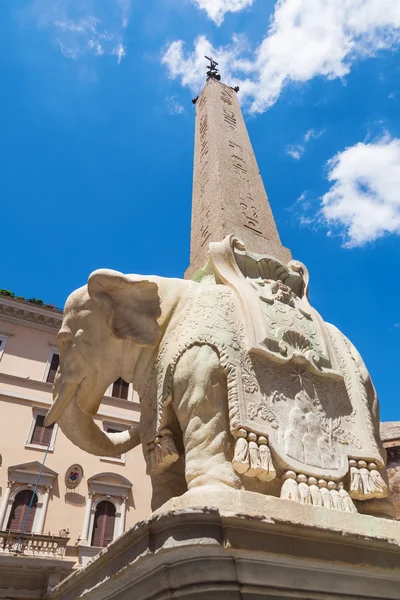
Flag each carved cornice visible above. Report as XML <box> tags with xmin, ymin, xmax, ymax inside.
<box><xmin>0</xmin><ymin>298</ymin><xmax>62</xmax><ymax>332</ymax></box>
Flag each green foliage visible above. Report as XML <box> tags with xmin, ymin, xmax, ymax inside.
<box><xmin>0</xmin><ymin>289</ymin><xmax>15</xmax><ymax>298</ymax></box>
<box><xmin>28</xmin><ymin>298</ymin><xmax>44</xmax><ymax>306</ymax></box>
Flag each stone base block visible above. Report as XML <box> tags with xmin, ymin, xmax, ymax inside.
<box><xmin>46</xmin><ymin>488</ymin><xmax>400</xmax><ymax>600</ymax></box>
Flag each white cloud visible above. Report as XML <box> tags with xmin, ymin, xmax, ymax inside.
<box><xmin>286</xmin><ymin>128</ymin><xmax>325</xmax><ymax>159</ymax></box>
<box><xmin>287</xmin><ymin>145</ymin><xmax>304</xmax><ymax>160</ymax></box>
<box><xmin>112</xmin><ymin>43</ymin><xmax>126</xmax><ymax>64</ymax></box>
<box><xmin>167</xmin><ymin>96</ymin><xmax>185</xmax><ymax>115</ymax></box>
<box><xmin>320</xmin><ymin>136</ymin><xmax>400</xmax><ymax>247</ymax></box>
<box><xmin>162</xmin><ymin>0</ymin><xmax>400</xmax><ymax>112</ymax></box>
<box><xmin>193</xmin><ymin>0</ymin><xmax>254</xmax><ymax>26</ymax></box>
<box><xmin>26</xmin><ymin>0</ymin><xmax>130</xmax><ymax>64</ymax></box>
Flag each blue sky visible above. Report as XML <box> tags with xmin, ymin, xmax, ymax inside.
<box><xmin>1</xmin><ymin>0</ymin><xmax>400</xmax><ymax>420</ymax></box>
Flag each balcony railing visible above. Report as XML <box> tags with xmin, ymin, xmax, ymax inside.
<box><xmin>0</xmin><ymin>530</ymin><xmax>69</xmax><ymax>558</ymax></box>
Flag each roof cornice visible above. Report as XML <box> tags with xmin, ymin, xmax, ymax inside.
<box><xmin>0</xmin><ymin>297</ymin><xmax>62</xmax><ymax>332</ymax></box>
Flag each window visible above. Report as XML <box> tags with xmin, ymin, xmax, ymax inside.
<box><xmin>91</xmin><ymin>500</ymin><xmax>116</xmax><ymax>548</ymax></box>
<box><xmin>111</xmin><ymin>377</ymin><xmax>129</xmax><ymax>400</ymax></box>
<box><xmin>30</xmin><ymin>414</ymin><xmax>54</xmax><ymax>446</ymax></box>
<box><xmin>0</xmin><ymin>334</ymin><xmax>8</xmax><ymax>361</ymax></box>
<box><xmin>26</xmin><ymin>409</ymin><xmax>58</xmax><ymax>451</ymax></box>
<box><xmin>46</xmin><ymin>352</ymin><xmax>60</xmax><ymax>384</ymax></box>
<box><xmin>6</xmin><ymin>490</ymin><xmax>38</xmax><ymax>533</ymax></box>
<box><xmin>101</xmin><ymin>423</ymin><xmax>128</xmax><ymax>462</ymax></box>
<box><xmin>387</xmin><ymin>446</ymin><xmax>400</xmax><ymax>469</ymax></box>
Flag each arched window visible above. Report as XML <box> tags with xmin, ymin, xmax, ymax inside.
<box><xmin>91</xmin><ymin>500</ymin><xmax>116</xmax><ymax>548</ymax></box>
<box><xmin>6</xmin><ymin>489</ymin><xmax>38</xmax><ymax>533</ymax></box>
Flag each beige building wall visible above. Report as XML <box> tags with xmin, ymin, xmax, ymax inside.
<box><xmin>0</xmin><ymin>294</ymin><xmax>153</xmax><ymax>597</ymax></box>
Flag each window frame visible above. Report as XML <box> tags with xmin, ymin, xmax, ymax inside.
<box><xmin>100</xmin><ymin>421</ymin><xmax>128</xmax><ymax>464</ymax></box>
<box><xmin>2</xmin><ymin>485</ymin><xmax>43</xmax><ymax>534</ymax></box>
<box><xmin>0</xmin><ymin>334</ymin><xmax>9</xmax><ymax>362</ymax></box>
<box><xmin>43</xmin><ymin>346</ymin><xmax>60</xmax><ymax>384</ymax></box>
<box><xmin>105</xmin><ymin>379</ymin><xmax>134</xmax><ymax>402</ymax></box>
<box><xmin>88</xmin><ymin>496</ymin><xmax>120</xmax><ymax>548</ymax></box>
<box><xmin>26</xmin><ymin>407</ymin><xmax>58</xmax><ymax>452</ymax></box>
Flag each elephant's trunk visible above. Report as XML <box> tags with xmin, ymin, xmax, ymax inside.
<box><xmin>56</xmin><ymin>395</ymin><xmax>141</xmax><ymax>457</ymax></box>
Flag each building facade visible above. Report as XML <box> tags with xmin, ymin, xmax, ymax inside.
<box><xmin>380</xmin><ymin>421</ymin><xmax>400</xmax><ymax>519</ymax></box>
<box><xmin>0</xmin><ymin>293</ymin><xmax>152</xmax><ymax>598</ymax></box>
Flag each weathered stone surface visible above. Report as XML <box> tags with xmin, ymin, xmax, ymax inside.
<box><xmin>45</xmin><ymin>238</ymin><xmax>392</xmax><ymax>517</ymax></box>
<box><xmin>45</xmin><ymin>489</ymin><xmax>400</xmax><ymax>600</ymax></box>
<box><xmin>186</xmin><ymin>78</ymin><xmax>291</xmax><ymax>278</ymax></box>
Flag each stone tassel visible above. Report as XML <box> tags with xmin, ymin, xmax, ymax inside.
<box><xmin>245</xmin><ymin>433</ymin><xmax>262</xmax><ymax>478</ymax></box>
<box><xmin>232</xmin><ymin>429</ymin><xmax>250</xmax><ymax>474</ymax></box>
<box><xmin>308</xmin><ymin>477</ymin><xmax>323</xmax><ymax>506</ymax></box>
<box><xmin>258</xmin><ymin>436</ymin><xmax>276</xmax><ymax>482</ymax></box>
<box><xmin>368</xmin><ymin>463</ymin><xmax>388</xmax><ymax>498</ymax></box>
<box><xmin>358</xmin><ymin>460</ymin><xmax>372</xmax><ymax>497</ymax></box>
<box><xmin>349</xmin><ymin>459</ymin><xmax>363</xmax><ymax>499</ymax></box>
<box><xmin>338</xmin><ymin>482</ymin><xmax>357</xmax><ymax>513</ymax></box>
<box><xmin>297</xmin><ymin>474</ymin><xmax>312</xmax><ymax>504</ymax></box>
<box><xmin>159</xmin><ymin>428</ymin><xmax>179</xmax><ymax>466</ymax></box>
<box><xmin>281</xmin><ymin>471</ymin><xmax>300</xmax><ymax>501</ymax></box>
<box><xmin>318</xmin><ymin>479</ymin><xmax>333</xmax><ymax>509</ymax></box>
<box><xmin>328</xmin><ymin>481</ymin><xmax>344</xmax><ymax>510</ymax></box>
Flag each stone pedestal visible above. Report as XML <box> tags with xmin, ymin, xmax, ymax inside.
<box><xmin>46</xmin><ymin>489</ymin><xmax>400</xmax><ymax>600</ymax></box>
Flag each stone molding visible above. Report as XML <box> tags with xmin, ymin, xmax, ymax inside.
<box><xmin>45</xmin><ymin>489</ymin><xmax>400</xmax><ymax>600</ymax></box>
<box><xmin>0</xmin><ymin>297</ymin><xmax>62</xmax><ymax>332</ymax></box>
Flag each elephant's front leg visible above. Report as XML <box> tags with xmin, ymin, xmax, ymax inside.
<box><xmin>172</xmin><ymin>344</ymin><xmax>241</xmax><ymax>490</ymax></box>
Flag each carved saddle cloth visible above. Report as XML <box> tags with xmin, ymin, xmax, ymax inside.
<box><xmin>149</xmin><ymin>236</ymin><xmax>384</xmax><ymax>483</ymax></box>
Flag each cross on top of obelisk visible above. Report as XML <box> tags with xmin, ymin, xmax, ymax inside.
<box><xmin>186</xmin><ymin>57</ymin><xmax>291</xmax><ymax>278</ymax></box>
<box><xmin>205</xmin><ymin>56</ymin><xmax>221</xmax><ymax>81</ymax></box>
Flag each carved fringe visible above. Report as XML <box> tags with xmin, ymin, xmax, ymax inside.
<box><xmin>328</xmin><ymin>482</ymin><xmax>344</xmax><ymax>510</ymax></box>
<box><xmin>368</xmin><ymin>463</ymin><xmax>388</xmax><ymax>497</ymax></box>
<box><xmin>319</xmin><ymin>481</ymin><xmax>333</xmax><ymax>509</ymax></box>
<box><xmin>280</xmin><ymin>471</ymin><xmax>300</xmax><ymax>502</ymax></box>
<box><xmin>338</xmin><ymin>483</ymin><xmax>357</xmax><ymax>513</ymax></box>
<box><xmin>246</xmin><ymin>433</ymin><xmax>262</xmax><ymax>477</ymax></box>
<box><xmin>349</xmin><ymin>459</ymin><xmax>388</xmax><ymax>500</ymax></box>
<box><xmin>232</xmin><ymin>430</ymin><xmax>250</xmax><ymax>474</ymax></box>
<box><xmin>298</xmin><ymin>474</ymin><xmax>312</xmax><ymax>504</ymax></box>
<box><xmin>258</xmin><ymin>436</ymin><xmax>276</xmax><ymax>482</ymax></box>
<box><xmin>349</xmin><ymin>460</ymin><xmax>363</xmax><ymax>499</ymax></box>
<box><xmin>233</xmin><ymin>431</ymin><xmax>276</xmax><ymax>481</ymax></box>
<box><xmin>281</xmin><ymin>474</ymin><xmax>357</xmax><ymax>513</ymax></box>
<box><xmin>308</xmin><ymin>477</ymin><xmax>323</xmax><ymax>506</ymax></box>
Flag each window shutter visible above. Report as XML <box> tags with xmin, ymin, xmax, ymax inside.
<box><xmin>112</xmin><ymin>377</ymin><xmax>129</xmax><ymax>400</ymax></box>
<box><xmin>7</xmin><ymin>490</ymin><xmax>37</xmax><ymax>533</ymax></box>
<box><xmin>46</xmin><ymin>353</ymin><xmax>60</xmax><ymax>384</ymax></box>
<box><xmin>91</xmin><ymin>501</ymin><xmax>116</xmax><ymax>548</ymax></box>
<box><xmin>31</xmin><ymin>414</ymin><xmax>54</xmax><ymax>446</ymax></box>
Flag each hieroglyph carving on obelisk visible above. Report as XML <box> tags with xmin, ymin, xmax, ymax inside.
<box><xmin>186</xmin><ymin>76</ymin><xmax>291</xmax><ymax>277</ymax></box>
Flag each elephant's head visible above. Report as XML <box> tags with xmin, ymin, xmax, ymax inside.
<box><xmin>45</xmin><ymin>269</ymin><xmax>161</xmax><ymax>457</ymax></box>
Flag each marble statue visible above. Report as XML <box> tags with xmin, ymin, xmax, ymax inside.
<box><xmin>45</xmin><ymin>235</ymin><xmax>393</xmax><ymax>517</ymax></box>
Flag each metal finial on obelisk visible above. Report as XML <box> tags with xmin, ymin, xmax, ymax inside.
<box><xmin>205</xmin><ymin>56</ymin><xmax>221</xmax><ymax>81</ymax></box>
<box><xmin>186</xmin><ymin>61</ymin><xmax>291</xmax><ymax>278</ymax></box>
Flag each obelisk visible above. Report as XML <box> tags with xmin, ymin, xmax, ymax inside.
<box><xmin>186</xmin><ymin>60</ymin><xmax>291</xmax><ymax>278</ymax></box>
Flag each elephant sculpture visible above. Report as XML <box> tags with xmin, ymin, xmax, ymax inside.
<box><xmin>46</xmin><ymin>236</ymin><xmax>394</xmax><ymax>517</ymax></box>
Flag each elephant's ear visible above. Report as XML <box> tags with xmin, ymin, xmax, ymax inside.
<box><xmin>88</xmin><ymin>269</ymin><xmax>161</xmax><ymax>346</ymax></box>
